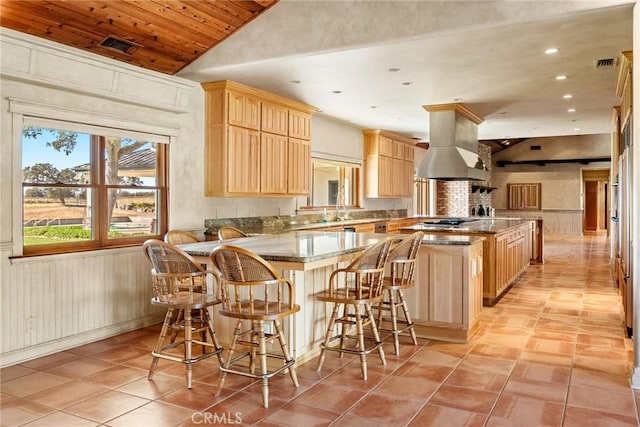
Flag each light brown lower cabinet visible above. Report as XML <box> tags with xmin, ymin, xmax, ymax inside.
<box><xmin>405</xmin><ymin>240</ymin><xmax>484</xmax><ymax>343</ymax></box>
<box><xmin>405</xmin><ymin>221</ymin><xmax>533</xmax><ymax>305</ymax></box>
<box><xmin>486</xmin><ymin>223</ymin><xmax>531</xmax><ymax>304</ymax></box>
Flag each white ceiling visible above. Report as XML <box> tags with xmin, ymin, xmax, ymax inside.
<box><xmin>178</xmin><ymin>0</ymin><xmax>635</xmax><ymax>143</ymax></box>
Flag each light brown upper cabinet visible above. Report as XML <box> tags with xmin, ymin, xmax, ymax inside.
<box><xmin>363</xmin><ymin>130</ymin><xmax>415</xmax><ymax>198</ymax></box>
<box><xmin>202</xmin><ymin>80</ymin><xmax>317</xmax><ymax>197</ymax></box>
<box><xmin>507</xmin><ymin>183</ymin><xmax>541</xmax><ymax>210</ymax></box>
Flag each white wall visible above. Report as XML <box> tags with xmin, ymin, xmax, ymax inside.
<box><xmin>491</xmin><ymin>134</ymin><xmax>611</xmax><ymax>210</ymax></box>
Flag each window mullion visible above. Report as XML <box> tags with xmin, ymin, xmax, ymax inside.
<box><xmin>94</xmin><ymin>135</ymin><xmax>108</xmax><ymax>244</ymax></box>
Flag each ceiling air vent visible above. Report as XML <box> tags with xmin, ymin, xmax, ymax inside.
<box><xmin>99</xmin><ymin>36</ymin><xmax>140</xmax><ymax>55</ymax></box>
<box><xmin>593</xmin><ymin>58</ymin><xmax>617</xmax><ymax>69</ymax></box>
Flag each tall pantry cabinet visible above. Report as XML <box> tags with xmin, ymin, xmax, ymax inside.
<box><xmin>202</xmin><ymin>80</ymin><xmax>316</xmax><ymax>197</ymax></box>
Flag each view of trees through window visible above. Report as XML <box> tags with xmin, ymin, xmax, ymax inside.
<box><xmin>22</xmin><ymin>124</ymin><xmax>167</xmax><ymax>253</ymax></box>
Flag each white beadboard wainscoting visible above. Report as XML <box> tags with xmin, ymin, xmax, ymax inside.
<box><xmin>495</xmin><ymin>209</ymin><xmax>584</xmax><ymax>236</ymax></box>
<box><xmin>1</xmin><ymin>246</ymin><xmax>163</xmax><ymax>367</ymax></box>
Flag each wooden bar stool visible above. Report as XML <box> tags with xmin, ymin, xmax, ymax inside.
<box><xmin>217</xmin><ymin>226</ymin><xmax>248</xmax><ymax>240</ymax></box>
<box><xmin>315</xmin><ymin>238</ymin><xmax>392</xmax><ymax>380</ymax></box>
<box><xmin>165</xmin><ymin>229</ymin><xmax>202</xmax><ymax>244</ymax></box>
<box><xmin>377</xmin><ymin>231</ymin><xmax>423</xmax><ymax>355</ymax></box>
<box><xmin>210</xmin><ymin>245</ymin><xmax>300</xmax><ymax>409</ymax></box>
<box><xmin>142</xmin><ymin>240</ymin><xmax>224</xmax><ymax>389</ymax></box>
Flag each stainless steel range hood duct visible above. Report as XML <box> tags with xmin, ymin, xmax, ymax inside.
<box><xmin>416</xmin><ymin>104</ymin><xmax>488</xmax><ymax>181</ymax></box>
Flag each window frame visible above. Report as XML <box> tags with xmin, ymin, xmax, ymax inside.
<box><xmin>13</xmin><ymin>103</ymin><xmax>172</xmax><ymax>257</ymax></box>
<box><xmin>303</xmin><ymin>157</ymin><xmax>361</xmax><ymax>210</ymax></box>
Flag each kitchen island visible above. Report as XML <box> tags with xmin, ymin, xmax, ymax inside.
<box><xmin>401</xmin><ymin>218</ymin><xmax>535</xmax><ymax>305</ymax></box>
<box><xmin>180</xmin><ymin>230</ymin><xmax>485</xmax><ymax>361</ymax></box>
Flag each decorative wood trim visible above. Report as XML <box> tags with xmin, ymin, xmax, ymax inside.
<box><xmin>616</xmin><ymin>51</ymin><xmax>633</xmax><ymax>97</ymax></box>
<box><xmin>422</xmin><ymin>103</ymin><xmax>484</xmax><ymax>124</ymax></box>
<box><xmin>201</xmin><ymin>80</ymin><xmax>318</xmax><ymax>114</ymax></box>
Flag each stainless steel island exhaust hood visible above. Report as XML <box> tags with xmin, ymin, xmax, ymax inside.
<box><xmin>416</xmin><ymin>103</ymin><xmax>488</xmax><ymax>181</ymax></box>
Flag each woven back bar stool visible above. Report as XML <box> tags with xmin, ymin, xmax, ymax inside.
<box><xmin>210</xmin><ymin>245</ymin><xmax>300</xmax><ymax>409</ymax></box>
<box><xmin>165</xmin><ymin>229</ymin><xmax>202</xmax><ymax>244</ymax></box>
<box><xmin>377</xmin><ymin>231</ymin><xmax>423</xmax><ymax>355</ymax></box>
<box><xmin>142</xmin><ymin>240</ymin><xmax>224</xmax><ymax>389</ymax></box>
<box><xmin>217</xmin><ymin>226</ymin><xmax>248</xmax><ymax>240</ymax></box>
<box><xmin>314</xmin><ymin>238</ymin><xmax>393</xmax><ymax>380</ymax></box>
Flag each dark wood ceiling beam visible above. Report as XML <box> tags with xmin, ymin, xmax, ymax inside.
<box><xmin>496</xmin><ymin>157</ymin><xmax>611</xmax><ymax>167</ymax></box>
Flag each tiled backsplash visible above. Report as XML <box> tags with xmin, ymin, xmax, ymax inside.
<box><xmin>204</xmin><ymin>209</ymin><xmax>408</xmax><ymax>236</ymax></box>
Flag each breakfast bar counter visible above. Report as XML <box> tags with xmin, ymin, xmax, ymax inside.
<box><xmin>180</xmin><ymin>230</ymin><xmax>486</xmax><ymax>360</ymax></box>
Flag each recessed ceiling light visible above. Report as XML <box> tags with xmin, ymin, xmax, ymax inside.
<box><xmin>545</xmin><ymin>48</ymin><xmax>559</xmax><ymax>54</ymax></box>
<box><xmin>332</xmin><ymin>90</ymin><xmax>342</xmax><ymax>94</ymax></box>
<box><xmin>388</xmin><ymin>67</ymin><xmax>401</xmax><ymax>72</ymax></box>
<box><xmin>371</xmin><ymin>105</ymin><xmax>378</xmax><ymax>109</ymax></box>
<box><xmin>555</xmin><ymin>75</ymin><xmax>567</xmax><ymax>80</ymax></box>
<box><xmin>402</xmin><ymin>82</ymin><xmax>413</xmax><ymax>86</ymax></box>
<box><xmin>574</xmin><ymin>128</ymin><xmax>581</xmax><ymax>131</ymax></box>
<box><xmin>563</xmin><ymin>94</ymin><xmax>572</xmax><ymax>99</ymax></box>
<box><xmin>567</xmin><ymin>108</ymin><xmax>576</xmax><ymax>113</ymax></box>
<box><xmin>289</xmin><ymin>80</ymin><xmax>301</xmax><ymax>84</ymax></box>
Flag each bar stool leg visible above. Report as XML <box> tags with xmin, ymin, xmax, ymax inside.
<box><xmin>169</xmin><ymin>310</ymin><xmax>184</xmax><ymax>344</ymax></box>
<box><xmin>216</xmin><ymin>319</ymin><xmax>242</xmax><ymax>397</ymax></box>
<box><xmin>389</xmin><ymin>289</ymin><xmax>400</xmax><ymax>356</ymax></box>
<box><xmin>250</xmin><ymin>320</ymin><xmax>257</xmax><ymax>375</ymax></box>
<box><xmin>317</xmin><ymin>303</ymin><xmax>340</xmax><ymax>372</ymax></box>
<box><xmin>149</xmin><ymin>308</ymin><xmax>174</xmax><ymax>380</ymax></box>
<box><xmin>365</xmin><ymin>303</ymin><xmax>386</xmax><ymax>367</ymax></box>
<box><xmin>203</xmin><ymin>308</ymin><xmax>224</xmax><ymax>364</ymax></box>
<box><xmin>354</xmin><ymin>304</ymin><xmax>367</xmax><ymax>380</ymax></box>
<box><xmin>273</xmin><ymin>319</ymin><xmax>298</xmax><ymax>387</ymax></box>
<box><xmin>398</xmin><ymin>289</ymin><xmax>418</xmax><ymax>345</ymax></box>
<box><xmin>256</xmin><ymin>322</ymin><xmax>269</xmax><ymax>408</ymax></box>
<box><xmin>184</xmin><ymin>309</ymin><xmax>193</xmax><ymax>389</ymax></box>
<box><xmin>339</xmin><ymin>304</ymin><xmax>348</xmax><ymax>357</ymax></box>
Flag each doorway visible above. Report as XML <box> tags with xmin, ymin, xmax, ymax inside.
<box><xmin>582</xmin><ymin>169</ymin><xmax>610</xmax><ymax>234</ymax></box>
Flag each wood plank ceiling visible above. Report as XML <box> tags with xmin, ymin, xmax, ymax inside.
<box><xmin>0</xmin><ymin>0</ymin><xmax>278</xmax><ymax>75</ymax></box>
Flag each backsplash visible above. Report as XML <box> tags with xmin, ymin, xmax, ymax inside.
<box><xmin>204</xmin><ymin>209</ymin><xmax>408</xmax><ymax>235</ymax></box>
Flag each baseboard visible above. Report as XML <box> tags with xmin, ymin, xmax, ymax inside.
<box><xmin>0</xmin><ymin>314</ymin><xmax>164</xmax><ymax>368</ymax></box>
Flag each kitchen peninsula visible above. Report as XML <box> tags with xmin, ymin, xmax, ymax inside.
<box><xmin>401</xmin><ymin>218</ymin><xmax>537</xmax><ymax>305</ymax></box>
<box><xmin>180</xmin><ymin>229</ymin><xmax>485</xmax><ymax>360</ymax></box>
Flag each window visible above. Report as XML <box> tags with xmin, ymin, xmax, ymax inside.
<box><xmin>306</xmin><ymin>158</ymin><xmax>360</xmax><ymax>208</ymax></box>
<box><xmin>21</xmin><ymin>121</ymin><xmax>168</xmax><ymax>255</ymax></box>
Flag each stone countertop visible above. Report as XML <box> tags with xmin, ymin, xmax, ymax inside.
<box><xmin>179</xmin><ymin>230</ymin><xmax>483</xmax><ymax>267</ymax></box>
<box><xmin>402</xmin><ymin>218</ymin><xmax>534</xmax><ymax>235</ymax></box>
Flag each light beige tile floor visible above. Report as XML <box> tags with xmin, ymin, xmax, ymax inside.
<box><xmin>1</xmin><ymin>235</ymin><xmax>638</xmax><ymax>426</ymax></box>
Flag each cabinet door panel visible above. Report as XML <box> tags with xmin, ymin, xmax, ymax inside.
<box><xmin>262</xmin><ymin>102</ymin><xmax>288</xmax><ymax>135</ymax></box>
<box><xmin>288</xmin><ymin>137</ymin><xmax>311</xmax><ymax>194</ymax></box>
<box><xmin>379</xmin><ymin>136</ymin><xmax>394</xmax><ymax>157</ymax></box>
<box><xmin>228</xmin><ymin>126</ymin><xmax>260</xmax><ymax>194</ymax></box>
<box><xmin>289</xmin><ymin>110</ymin><xmax>311</xmax><ymax>140</ymax></box>
<box><xmin>508</xmin><ymin>183</ymin><xmax>541</xmax><ymax>210</ymax></box>
<box><xmin>378</xmin><ymin>156</ymin><xmax>394</xmax><ymax>196</ymax></box>
<box><xmin>228</xmin><ymin>92</ymin><xmax>245</xmax><ymax>127</ymax></box>
<box><xmin>392</xmin><ymin>157</ymin><xmax>404</xmax><ymax>196</ymax></box>
<box><xmin>261</xmin><ymin>132</ymin><xmax>288</xmax><ymax>194</ymax></box>
<box><xmin>228</xmin><ymin>92</ymin><xmax>260</xmax><ymax>130</ymax></box>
